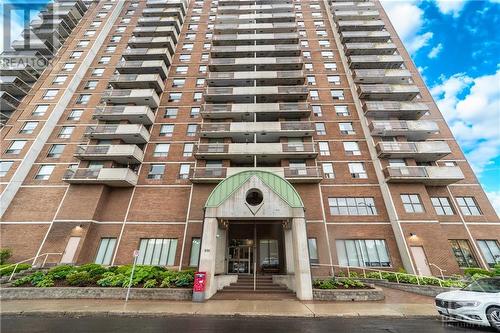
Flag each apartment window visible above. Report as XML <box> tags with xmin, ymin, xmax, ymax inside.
<box><xmin>348</xmin><ymin>162</ymin><xmax>367</xmax><ymax>178</ymax></box>
<box><xmin>196</xmin><ymin>78</ymin><xmax>205</xmax><ymax>87</ymax></box>
<box><xmin>53</xmin><ymin>75</ymin><xmax>67</xmax><ymax>85</ymax></box>
<box><xmin>317</xmin><ymin>30</ymin><xmax>327</xmax><ymax>37</ymax></box>
<box><xmin>172</xmin><ymin>79</ymin><xmax>185</xmax><ymax>87</ymax></box>
<box><xmin>193</xmin><ymin>92</ymin><xmax>202</xmax><ymax>102</ymax></box>
<box><xmin>305</xmin><ymin>63</ymin><xmax>313</xmax><ymax>71</ymax></box>
<box><xmin>310</xmin><ymin>90</ymin><xmax>319</xmax><ymax>100</ymax></box>
<box><xmin>312</xmin><ymin>105</ymin><xmax>322</xmax><ymax>117</ymax></box>
<box><xmin>159</xmin><ymin>124</ymin><xmax>174</xmax><ymax>137</ymax></box>
<box><xmin>335</xmin><ymin>105</ymin><xmax>349</xmax><ymax>116</ymax></box>
<box><xmin>70</xmin><ymin>51</ymin><xmax>83</xmax><ymax>59</ymax></box>
<box><xmin>329</xmin><ymin>197</ymin><xmax>377</xmax><ymax>215</ymax></box>
<box><xmin>35</xmin><ymin>164</ymin><xmax>55</xmax><ymax>180</ymax></box>
<box><xmin>110</xmin><ymin>35</ymin><xmax>121</xmax><ymax>43</ymax></box>
<box><xmin>315</xmin><ymin>123</ymin><xmax>326</xmax><ymax>135</ymax></box>
<box><xmin>84</xmin><ymin>30</ymin><xmax>96</xmax><ymax>37</ymax></box>
<box><xmin>343</xmin><ymin>141</ymin><xmax>360</xmax><ymax>155</ymax></box>
<box><xmin>179</xmin><ymin>54</ymin><xmax>191</xmax><ymax>62</ymax></box>
<box><xmin>58</xmin><ymin>126</ymin><xmax>74</xmax><ymax>139</ymax></box>
<box><xmin>115</xmin><ymin>26</ymin><xmax>126</xmax><ymax>33</ymax></box>
<box><xmin>153</xmin><ymin>144</ymin><xmax>170</xmax><ymax>157</ymax></box>
<box><xmin>303</xmin><ymin>51</ymin><xmax>311</xmax><ymax>59</ymax></box>
<box><xmin>331</xmin><ymin>90</ymin><xmax>345</xmax><ymax>100</ymax></box>
<box><xmin>183</xmin><ymin>143</ymin><xmax>194</xmax><ymax>157</ymax></box>
<box><xmin>19</xmin><ymin>122</ymin><xmax>37</xmax><ymax>134</ymax></box>
<box><xmin>328</xmin><ymin>75</ymin><xmax>340</xmax><ymax>85</ymax></box>
<box><xmin>456</xmin><ymin>196</ymin><xmax>482</xmax><ymax>216</ymax></box>
<box><xmin>176</xmin><ymin>66</ymin><xmax>188</xmax><ymax>74</ymax></box>
<box><xmin>6</xmin><ymin>140</ymin><xmax>26</xmax><ymax>154</ymax></box>
<box><xmin>450</xmin><ymin>240</ymin><xmax>479</xmax><ymax>268</ymax></box>
<box><xmin>477</xmin><ymin>240</ymin><xmax>500</xmax><ymax>267</ymax></box>
<box><xmin>164</xmin><ymin>108</ymin><xmax>178</xmax><ymax>119</ymax></box>
<box><xmin>83</xmin><ymin>80</ymin><xmax>98</xmax><ymax>90</ymax></box>
<box><xmin>76</xmin><ymin>40</ymin><xmax>90</xmax><ymax>48</ymax></box>
<box><xmin>92</xmin><ymin>68</ymin><xmax>105</xmax><ymax>77</ymax></box>
<box><xmin>76</xmin><ymin>94</ymin><xmax>91</xmax><ymax>104</ymax></box>
<box><xmin>90</xmin><ymin>21</ymin><xmax>101</xmax><ymax>28</ymax></box>
<box><xmin>179</xmin><ymin>164</ymin><xmax>190</xmax><ymax>179</ymax></box>
<box><xmin>105</xmin><ymin>46</ymin><xmax>116</xmax><ymax>53</ymax></box>
<box><xmin>444</xmin><ymin>161</ymin><xmax>457</xmax><ymax>166</ymax></box>
<box><xmin>99</xmin><ymin>56</ymin><xmax>111</xmax><ymax>64</ymax></box>
<box><xmin>32</xmin><ymin>105</ymin><xmax>49</xmax><ymax>116</ymax></box>
<box><xmin>62</xmin><ymin>63</ymin><xmax>75</xmax><ymax>72</ymax></box>
<box><xmin>190</xmin><ymin>107</ymin><xmax>200</xmax><ymax>118</ymax></box>
<box><xmin>67</xmin><ymin>109</ymin><xmax>83</xmax><ymax>121</ymax></box>
<box><xmin>187</xmin><ymin>124</ymin><xmax>198</xmax><ymax>136</ymax></box>
<box><xmin>325</xmin><ymin>63</ymin><xmax>337</xmax><ymax>71</ymax></box>
<box><xmin>336</xmin><ymin>240</ymin><xmax>390</xmax><ymax>267</ymax></box>
<box><xmin>137</xmin><ymin>238</ymin><xmax>177</xmax><ymax>266</ymax></box>
<box><xmin>339</xmin><ymin>122</ymin><xmax>355</xmax><ymax>135</ymax></box>
<box><xmin>308</xmin><ymin>238</ymin><xmax>319</xmax><ymax>264</ymax></box>
<box><xmin>182</xmin><ymin>43</ymin><xmax>193</xmax><ymax>51</ymax></box>
<box><xmin>43</xmin><ymin>89</ymin><xmax>58</xmax><ymax>100</ymax></box>
<box><xmin>189</xmin><ymin>238</ymin><xmax>201</xmax><ymax>267</ymax></box>
<box><xmin>319</xmin><ymin>40</ymin><xmax>330</xmax><ymax>48</ymax></box>
<box><xmin>307</xmin><ymin>76</ymin><xmax>316</xmax><ymax>85</ymax></box>
<box><xmin>0</xmin><ymin>161</ymin><xmax>13</xmax><ymax>177</ymax></box>
<box><xmin>321</xmin><ymin>51</ymin><xmax>333</xmax><ymax>58</ymax></box>
<box><xmin>121</xmin><ymin>18</ymin><xmax>130</xmax><ymax>24</ymax></box>
<box><xmin>201</xmin><ymin>53</ymin><xmax>209</xmax><ymax>61</ymax></box>
<box><xmin>431</xmin><ymin>197</ymin><xmax>455</xmax><ymax>215</ymax></box>
<box><xmin>185</xmin><ymin>33</ymin><xmax>195</xmax><ymax>40</ymax></box>
<box><xmin>300</xmin><ymin>40</ymin><xmax>309</xmax><ymax>48</ymax></box>
<box><xmin>389</xmin><ymin>159</ymin><xmax>406</xmax><ymax>167</ymax></box>
<box><xmin>401</xmin><ymin>194</ymin><xmax>424</xmax><ymax>213</ymax></box>
<box><xmin>318</xmin><ymin>141</ymin><xmax>330</xmax><ymax>156</ymax></box>
<box><xmin>147</xmin><ymin>164</ymin><xmax>165</xmax><ymax>179</ymax></box>
<box><xmin>322</xmin><ymin>163</ymin><xmax>334</xmax><ymax>179</ymax></box>
<box><xmin>47</xmin><ymin>144</ymin><xmax>64</xmax><ymax>158</ymax></box>
<box><xmin>94</xmin><ymin>238</ymin><xmax>116</xmax><ymax>265</ymax></box>
<box><xmin>199</xmin><ymin>65</ymin><xmax>207</xmax><ymax>73</ymax></box>
<box><xmin>313</xmin><ymin>20</ymin><xmax>324</xmax><ymax>27</ymax></box>
<box><xmin>203</xmin><ymin>43</ymin><xmax>211</xmax><ymax>50</ymax></box>
<box><xmin>168</xmin><ymin>93</ymin><xmax>182</xmax><ymax>102</ymax></box>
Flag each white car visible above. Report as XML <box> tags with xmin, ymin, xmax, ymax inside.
<box><xmin>435</xmin><ymin>277</ymin><xmax>500</xmax><ymax>331</ymax></box>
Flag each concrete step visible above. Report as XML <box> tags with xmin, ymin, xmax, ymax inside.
<box><xmin>221</xmin><ymin>288</ymin><xmax>293</xmax><ymax>293</ymax></box>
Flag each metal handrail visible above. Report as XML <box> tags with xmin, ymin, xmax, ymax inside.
<box><xmin>429</xmin><ymin>263</ymin><xmax>446</xmax><ymax>280</ymax></box>
<box><xmin>0</xmin><ymin>252</ymin><xmax>63</xmax><ymax>281</ymax></box>
<box><xmin>311</xmin><ymin>263</ymin><xmax>446</xmax><ymax>287</ymax></box>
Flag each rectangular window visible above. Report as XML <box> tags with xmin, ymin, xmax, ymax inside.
<box><xmin>456</xmin><ymin>196</ymin><xmax>482</xmax><ymax>216</ymax></box>
<box><xmin>183</xmin><ymin>143</ymin><xmax>194</xmax><ymax>157</ymax></box>
<box><xmin>63</xmin><ymin>63</ymin><xmax>75</xmax><ymax>72</ymax></box>
<box><xmin>193</xmin><ymin>92</ymin><xmax>203</xmax><ymax>102</ymax></box>
<box><xmin>325</xmin><ymin>63</ymin><xmax>337</xmax><ymax>71</ymax></box>
<box><xmin>307</xmin><ymin>76</ymin><xmax>316</xmax><ymax>85</ymax></box>
<box><xmin>58</xmin><ymin>126</ymin><xmax>74</xmax><ymax>139</ymax></box>
<box><xmin>0</xmin><ymin>161</ymin><xmax>13</xmax><ymax>177</ymax></box>
<box><xmin>47</xmin><ymin>144</ymin><xmax>65</xmax><ymax>158</ymax></box>
<box><xmin>176</xmin><ymin>66</ymin><xmax>188</xmax><ymax>74</ymax></box>
<box><xmin>77</xmin><ymin>40</ymin><xmax>90</xmax><ymax>48</ymax></box>
<box><xmin>32</xmin><ymin>105</ymin><xmax>49</xmax><ymax>116</ymax></box>
<box><xmin>431</xmin><ymin>197</ymin><xmax>455</xmax><ymax>215</ymax></box>
<box><xmin>348</xmin><ymin>162</ymin><xmax>367</xmax><ymax>178</ymax></box>
<box><xmin>327</xmin><ymin>75</ymin><xmax>340</xmax><ymax>85</ymax></box>
<box><xmin>187</xmin><ymin>124</ymin><xmax>198</xmax><ymax>136</ymax></box>
<box><xmin>196</xmin><ymin>78</ymin><xmax>205</xmax><ymax>87</ymax></box>
<box><xmin>35</xmin><ymin>164</ymin><xmax>55</xmax><ymax>180</ymax></box>
<box><xmin>449</xmin><ymin>240</ymin><xmax>479</xmax><ymax>268</ymax></box>
<box><xmin>190</xmin><ymin>107</ymin><xmax>200</xmax><ymax>118</ymax></box>
<box><xmin>335</xmin><ymin>106</ymin><xmax>349</xmax><ymax>117</ymax></box>
<box><xmin>308</xmin><ymin>238</ymin><xmax>319</xmax><ymax>264</ymax></box>
<box><xmin>189</xmin><ymin>238</ymin><xmax>201</xmax><ymax>267</ymax></box>
<box><xmin>159</xmin><ymin>124</ymin><xmax>174</xmax><ymax>137</ymax></box>
<box><xmin>179</xmin><ymin>164</ymin><xmax>191</xmax><ymax>179</ymax></box>
<box><xmin>84</xmin><ymin>81</ymin><xmax>98</xmax><ymax>90</ymax></box>
<box><xmin>336</xmin><ymin>239</ymin><xmax>390</xmax><ymax>267</ymax></box>
<box><xmin>43</xmin><ymin>89</ymin><xmax>58</xmax><ymax>100</ymax></box>
<box><xmin>168</xmin><ymin>93</ymin><xmax>182</xmax><ymax>102</ymax></box>
<box><xmin>153</xmin><ymin>143</ymin><xmax>170</xmax><ymax>157</ymax></box>
<box><xmin>315</xmin><ymin>122</ymin><xmax>326</xmax><ymax>135</ymax></box>
<box><xmin>67</xmin><ymin>109</ymin><xmax>83</xmax><ymax>121</ymax></box>
<box><xmin>343</xmin><ymin>142</ymin><xmax>360</xmax><ymax>155</ymax></box>
<box><xmin>137</xmin><ymin>238</ymin><xmax>177</xmax><ymax>266</ymax></box>
<box><xmin>147</xmin><ymin>164</ymin><xmax>165</xmax><ymax>179</ymax></box>
<box><xmin>477</xmin><ymin>240</ymin><xmax>500</xmax><ymax>267</ymax></box>
<box><xmin>172</xmin><ymin>79</ymin><xmax>185</xmax><ymax>87</ymax></box>
<box><xmin>53</xmin><ymin>75</ymin><xmax>68</xmax><ymax>85</ymax></box>
<box><xmin>331</xmin><ymin>90</ymin><xmax>344</xmax><ymax>100</ymax></box>
<box><xmin>312</xmin><ymin>105</ymin><xmax>322</xmax><ymax>117</ymax></box>
<box><xmin>164</xmin><ymin>108</ymin><xmax>178</xmax><ymax>118</ymax></box>
<box><xmin>322</xmin><ymin>163</ymin><xmax>334</xmax><ymax>179</ymax></box>
<box><xmin>20</xmin><ymin>121</ymin><xmax>37</xmax><ymax>134</ymax></box>
<box><xmin>310</xmin><ymin>90</ymin><xmax>319</xmax><ymax>100</ymax></box>
<box><xmin>318</xmin><ymin>141</ymin><xmax>330</xmax><ymax>156</ymax></box>
<box><xmin>92</xmin><ymin>68</ymin><xmax>105</xmax><ymax>77</ymax></box>
<box><xmin>328</xmin><ymin>197</ymin><xmax>377</xmax><ymax>215</ymax></box>
<box><xmin>339</xmin><ymin>122</ymin><xmax>354</xmax><ymax>135</ymax></box>
<box><xmin>70</xmin><ymin>51</ymin><xmax>83</xmax><ymax>59</ymax></box>
<box><xmin>95</xmin><ymin>238</ymin><xmax>117</xmax><ymax>265</ymax></box>
<box><xmin>76</xmin><ymin>94</ymin><xmax>91</xmax><ymax>104</ymax></box>
<box><xmin>6</xmin><ymin>140</ymin><xmax>26</xmax><ymax>154</ymax></box>
<box><xmin>401</xmin><ymin>194</ymin><xmax>424</xmax><ymax>213</ymax></box>
<box><xmin>179</xmin><ymin>54</ymin><xmax>191</xmax><ymax>62</ymax></box>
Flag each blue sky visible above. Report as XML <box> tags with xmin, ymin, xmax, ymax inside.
<box><xmin>1</xmin><ymin>0</ymin><xmax>499</xmax><ymax>213</ymax></box>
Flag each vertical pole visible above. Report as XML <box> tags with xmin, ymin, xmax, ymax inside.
<box><xmin>253</xmin><ymin>221</ymin><xmax>256</xmax><ymax>291</ymax></box>
<box><xmin>125</xmin><ymin>254</ymin><xmax>138</xmax><ymax>302</ymax></box>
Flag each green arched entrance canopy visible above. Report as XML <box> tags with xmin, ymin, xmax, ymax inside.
<box><xmin>205</xmin><ymin>170</ymin><xmax>304</xmax><ymax>208</ymax></box>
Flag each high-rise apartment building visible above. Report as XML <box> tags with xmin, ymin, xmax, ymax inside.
<box><xmin>1</xmin><ymin>0</ymin><xmax>499</xmax><ymax>300</ymax></box>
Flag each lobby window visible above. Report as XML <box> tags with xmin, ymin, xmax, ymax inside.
<box><xmin>322</xmin><ymin>163</ymin><xmax>334</xmax><ymax>179</ymax></box>
<box><xmin>401</xmin><ymin>194</ymin><xmax>424</xmax><ymax>213</ymax></box>
<box><xmin>336</xmin><ymin>240</ymin><xmax>390</xmax><ymax>267</ymax></box>
<box><xmin>168</xmin><ymin>93</ymin><xmax>182</xmax><ymax>102</ymax></box>
<box><xmin>137</xmin><ymin>238</ymin><xmax>177</xmax><ymax>266</ymax></box>
<box><xmin>68</xmin><ymin>109</ymin><xmax>83</xmax><ymax>121</ymax></box>
<box><xmin>183</xmin><ymin>143</ymin><xmax>194</xmax><ymax>157</ymax></box>
<box><xmin>431</xmin><ymin>197</ymin><xmax>455</xmax><ymax>215</ymax></box>
<box><xmin>456</xmin><ymin>196</ymin><xmax>482</xmax><ymax>216</ymax></box>
<box><xmin>335</xmin><ymin>105</ymin><xmax>349</xmax><ymax>116</ymax></box>
<box><xmin>343</xmin><ymin>142</ymin><xmax>360</xmax><ymax>155</ymax></box>
<box><xmin>19</xmin><ymin>121</ymin><xmax>38</xmax><ymax>134</ymax></box>
<box><xmin>0</xmin><ymin>161</ymin><xmax>13</xmax><ymax>177</ymax></box>
<box><xmin>172</xmin><ymin>79</ymin><xmax>185</xmax><ymax>88</ymax></box>
<box><xmin>339</xmin><ymin>122</ymin><xmax>354</xmax><ymax>135</ymax></box>
<box><xmin>329</xmin><ymin>197</ymin><xmax>377</xmax><ymax>215</ymax></box>
<box><xmin>62</xmin><ymin>63</ymin><xmax>75</xmax><ymax>72</ymax></box>
<box><xmin>95</xmin><ymin>238</ymin><xmax>116</xmax><ymax>265</ymax></box>
<box><xmin>348</xmin><ymin>162</ymin><xmax>367</xmax><ymax>178</ymax></box>
<box><xmin>449</xmin><ymin>240</ymin><xmax>479</xmax><ymax>268</ymax></box>
<box><xmin>47</xmin><ymin>144</ymin><xmax>65</xmax><ymax>158</ymax></box>
<box><xmin>308</xmin><ymin>238</ymin><xmax>319</xmax><ymax>264</ymax></box>
<box><xmin>159</xmin><ymin>124</ymin><xmax>174</xmax><ymax>137</ymax></box>
<box><xmin>35</xmin><ymin>164</ymin><xmax>55</xmax><ymax>180</ymax></box>
<box><xmin>32</xmin><ymin>104</ymin><xmax>49</xmax><ymax>116</ymax></box>
<box><xmin>53</xmin><ymin>75</ymin><xmax>68</xmax><ymax>85</ymax></box>
<box><xmin>328</xmin><ymin>75</ymin><xmax>340</xmax><ymax>85</ymax></box>
<box><xmin>190</xmin><ymin>107</ymin><xmax>200</xmax><ymax>118</ymax></box>
<box><xmin>84</xmin><ymin>81</ymin><xmax>98</xmax><ymax>90</ymax></box>
<box><xmin>147</xmin><ymin>164</ymin><xmax>165</xmax><ymax>179</ymax></box>
<box><xmin>6</xmin><ymin>140</ymin><xmax>26</xmax><ymax>154</ymax></box>
<box><xmin>331</xmin><ymin>90</ymin><xmax>344</xmax><ymax>100</ymax></box>
<box><xmin>307</xmin><ymin>76</ymin><xmax>316</xmax><ymax>85</ymax></box>
<box><xmin>318</xmin><ymin>141</ymin><xmax>330</xmax><ymax>156</ymax></box>
<box><xmin>189</xmin><ymin>238</ymin><xmax>201</xmax><ymax>267</ymax></box>
<box><xmin>179</xmin><ymin>164</ymin><xmax>190</xmax><ymax>179</ymax></box>
<box><xmin>164</xmin><ymin>108</ymin><xmax>178</xmax><ymax>119</ymax></box>
<box><xmin>477</xmin><ymin>240</ymin><xmax>500</xmax><ymax>267</ymax></box>
<box><xmin>312</xmin><ymin>105</ymin><xmax>322</xmax><ymax>117</ymax></box>
<box><xmin>153</xmin><ymin>144</ymin><xmax>170</xmax><ymax>157</ymax></box>
<box><xmin>187</xmin><ymin>124</ymin><xmax>198</xmax><ymax>136</ymax></box>
<box><xmin>76</xmin><ymin>94</ymin><xmax>91</xmax><ymax>105</ymax></box>
<box><xmin>58</xmin><ymin>126</ymin><xmax>74</xmax><ymax>139</ymax></box>
<box><xmin>43</xmin><ymin>89</ymin><xmax>58</xmax><ymax>100</ymax></box>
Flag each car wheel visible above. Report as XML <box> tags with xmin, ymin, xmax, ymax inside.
<box><xmin>486</xmin><ymin>306</ymin><xmax>500</xmax><ymax>332</ymax></box>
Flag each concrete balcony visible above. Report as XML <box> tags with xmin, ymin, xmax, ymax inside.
<box><xmin>344</xmin><ymin>42</ymin><xmax>397</xmax><ymax>56</ymax></box>
<box><xmin>370</xmin><ymin>120</ymin><xmax>439</xmax><ymax>140</ymax></box>
<box><xmin>207</xmin><ymin>70</ymin><xmax>304</xmax><ymax>86</ymax></box>
<box><xmin>349</xmin><ymin>55</ymin><xmax>404</xmax><ymax>69</ymax></box>
<box><xmin>146</xmin><ymin>0</ymin><xmax>186</xmax><ymax>15</ymax></box>
<box><xmin>331</xmin><ymin>2</ymin><xmax>376</xmax><ymax>11</ymax></box>
<box><xmin>11</xmin><ymin>37</ymin><xmax>55</xmax><ymax>57</ymax></box>
<box><xmin>109</xmin><ymin>74</ymin><xmax>165</xmax><ymax>93</ymax></box>
<box><xmin>376</xmin><ymin>141</ymin><xmax>451</xmax><ymax>161</ymax></box>
<box><xmin>137</xmin><ymin>17</ymin><xmax>181</xmax><ymax>33</ymax></box>
<box><xmin>75</xmin><ymin>144</ymin><xmax>144</xmax><ymax>164</ymax></box>
<box><xmin>101</xmin><ymin>89</ymin><xmax>160</xmax><ymax>108</ymax></box>
<box><xmin>0</xmin><ymin>76</ymin><xmax>31</xmax><ymax>96</ymax></box>
<box><xmin>133</xmin><ymin>26</ymin><xmax>179</xmax><ymax>43</ymax></box>
<box><xmin>332</xmin><ymin>10</ymin><xmax>380</xmax><ymax>21</ymax></box>
<box><xmin>194</xmin><ymin>143</ymin><xmax>317</xmax><ymax>162</ymax></box>
<box><xmin>122</xmin><ymin>48</ymin><xmax>172</xmax><ymax>65</ymax></box>
<box><xmin>337</xmin><ymin>20</ymin><xmax>385</xmax><ymax>31</ymax></box>
<box><xmin>209</xmin><ymin>57</ymin><xmax>303</xmax><ymax>71</ymax></box>
<box><xmin>214</xmin><ymin>22</ymin><xmax>297</xmax><ymax>34</ymax></box>
<box><xmin>340</xmin><ymin>31</ymin><xmax>391</xmax><ymax>43</ymax></box>
<box><xmin>0</xmin><ymin>91</ymin><xmax>20</xmax><ymax>111</ymax></box>
<box><xmin>116</xmin><ymin>60</ymin><xmax>168</xmax><ymax>79</ymax></box>
<box><xmin>383</xmin><ymin>166</ymin><xmax>464</xmax><ymax>185</ymax></box>
<box><xmin>363</xmin><ymin>101</ymin><xmax>429</xmax><ymax>120</ymax></box>
<box><xmin>200</xmin><ymin>121</ymin><xmax>314</xmax><ymax>141</ymax></box>
<box><xmin>212</xmin><ymin>32</ymin><xmax>299</xmax><ymax>45</ymax></box>
<box><xmin>358</xmin><ymin>84</ymin><xmax>420</xmax><ymax>101</ymax></box>
<box><xmin>142</xmin><ymin>8</ymin><xmax>184</xmax><ymax>21</ymax></box>
<box><xmin>63</xmin><ymin>168</ymin><xmax>138</xmax><ymax>187</ymax></box>
<box><xmin>353</xmin><ymin>69</ymin><xmax>411</xmax><ymax>84</ymax></box>
<box><xmin>190</xmin><ymin>166</ymin><xmax>322</xmax><ymax>183</ymax></box>
<box><xmin>217</xmin><ymin>4</ymin><xmax>294</xmax><ymax>14</ymax></box>
<box><xmin>127</xmin><ymin>36</ymin><xmax>175</xmax><ymax>53</ymax></box>
<box><xmin>201</xmin><ymin>102</ymin><xmax>310</xmax><ymax>120</ymax></box>
<box><xmin>93</xmin><ymin>105</ymin><xmax>154</xmax><ymax>125</ymax></box>
<box><xmin>210</xmin><ymin>44</ymin><xmax>301</xmax><ymax>58</ymax></box>
<box><xmin>204</xmin><ymin>86</ymin><xmax>308</xmax><ymax>103</ymax></box>
<box><xmin>84</xmin><ymin>124</ymin><xmax>151</xmax><ymax>144</ymax></box>
<box><xmin>215</xmin><ymin>12</ymin><xmax>296</xmax><ymax>23</ymax></box>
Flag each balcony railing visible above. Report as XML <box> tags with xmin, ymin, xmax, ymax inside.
<box><xmin>189</xmin><ymin>166</ymin><xmax>322</xmax><ymax>183</ymax></box>
<box><xmin>383</xmin><ymin>166</ymin><xmax>464</xmax><ymax>185</ymax></box>
<box><xmin>376</xmin><ymin>141</ymin><xmax>451</xmax><ymax>161</ymax></box>
<box><xmin>63</xmin><ymin>168</ymin><xmax>138</xmax><ymax>187</ymax></box>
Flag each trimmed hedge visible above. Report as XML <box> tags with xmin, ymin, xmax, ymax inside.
<box><xmin>313</xmin><ymin>277</ymin><xmax>369</xmax><ymax>289</ymax></box>
<box><xmin>0</xmin><ymin>264</ymin><xmax>31</xmax><ymax>277</ymax></box>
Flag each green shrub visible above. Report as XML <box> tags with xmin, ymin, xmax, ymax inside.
<box><xmin>471</xmin><ymin>273</ymin><xmax>491</xmax><ymax>280</ymax></box>
<box><xmin>11</xmin><ymin>275</ymin><xmax>33</xmax><ymax>287</ymax></box>
<box><xmin>174</xmin><ymin>270</ymin><xmax>194</xmax><ymax>287</ymax></box>
<box><xmin>96</xmin><ymin>272</ymin><xmax>127</xmax><ymax>287</ymax></box>
<box><xmin>464</xmin><ymin>268</ymin><xmax>493</xmax><ymax>277</ymax></box>
<box><xmin>347</xmin><ymin>271</ymin><xmax>359</xmax><ymax>278</ymax></box>
<box><xmin>29</xmin><ymin>271</ymin><xmax>47</xmax><ymax>286</ymax></box>
<box><xmin>0</xmin><ymin>248</ymin><xmax>12</xmax><ymax>265</ymax></box>
<box><xmin>313</xmin><ymin>277</ymin><xmax>366</xmax><ymax>289</ymax></box>
<box><xmin>0</xmin><ymin>263</ymin><xmax>31</xmax><ymax>276</ymax></box>
<box><xmin>492</xmin><ymin>264</ymin><xmax>500</xmax><ymax>276</ymax></box>
<box><xmin>47</xmin><ymin>265</ymin><xmax>76</xmax><ymax>280</ymax></box>
<box><xmin>34</xmin><ymin>276</ymin><xmax>54</xmax><ymax>288</ymax></box>
<box><xmin>66</xmin><ymin>271</ymin><xmax>92</xmax><ymax>286</ymax></box>
<box><xmin>76</xmin><ymin>264</ymin><xmax>107</xmax><ymax>278</ymax></box>
<box><xmin>143</xmin><ymin>279</ymin><xmax>157</xmax><ymax>288</ymax></box>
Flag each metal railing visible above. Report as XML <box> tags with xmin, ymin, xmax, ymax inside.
<box><xmin>283</xmin><ymin>166</ymin><xmax>322</xmax><ymax>178</ymax></box>
<box><xmin>0</xmin><ymin>252</ymin><xmax>62</xmax><ymax>281</ymax></box>
<box><xmin>383</xmin><ymin>166</ymin><xmax>429</xmax><ymax>178</ymax></box>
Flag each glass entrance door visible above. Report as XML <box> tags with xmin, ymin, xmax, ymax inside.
<box><xmin>228</xmin><ymin>239</ymin><xmax>253</xmax><ymax>274</ymax></box>
<box><xmin>259</xmin><ymin>239</ymin><xmax>279</xmax><ymax>273</ymax></box>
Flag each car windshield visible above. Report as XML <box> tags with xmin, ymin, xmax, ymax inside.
<box><xmin>462</xmin><ymin>279</ymin><xmax>500</xmax><ymax>293</ymax></box>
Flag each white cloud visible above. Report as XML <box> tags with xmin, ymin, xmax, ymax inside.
<box><xmin>431</xmin><ymin>69</ymin><xmax>500</xmax><ymax>175</ymax></box>
<box><xmin>486</xmin><ymin>191</ymin><xmax>500</xmax><ymax>217</ymax></box>
<box><xmin>434</xmin><ymin>0</ymin><xmax>468</xmax><ymax>17</ymax></box>
<box><xmin>428</xmin><ymin>43</ymin><xmax>443</xmax><ymax>59</ymax></box>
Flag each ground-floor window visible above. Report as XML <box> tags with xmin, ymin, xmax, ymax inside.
<box><xmin>477</xmin><ymin>240</ymin><xmax>500</xmax><ymax>267</ymax></box>
<box><xmin>137</xmin><ymin>238</ymin><xmax>177</xmax><ymax>266</ymax></box>
<box><xmin>336</xmin><ymin>239</ymin><xmax>390</xmax><ymax>267</ymax></box>
<box><xmin>259</xmin><ymin>239</ymin><xmax>279</xmax><ymax>270</ymax></box>
<box><xmin>308</xmin><ymin>238</ymin><xmax>319</xmax><ymax>264</ymax></box>
<box><xmin>189</xmin><ymin>238</ymin><xmax>201</xmax><ymax>267</ymax></box>
<box><xmin>449</xmin><ymin>239</ymin><xmax>479</xmax><ymax>268</ymax></box>
<box><xmin>95</xmin><ymin>237</ymin><xmax>116</xmax><ymax>265</ymax></box>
